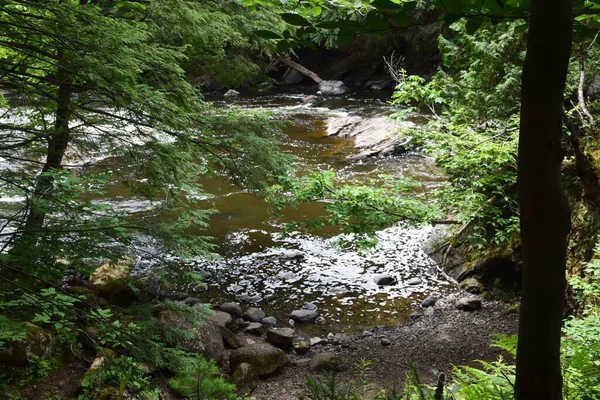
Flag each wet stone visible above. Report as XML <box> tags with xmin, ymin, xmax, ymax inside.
<box><xmin>315</xmin><ymin>316</ymin><xmax>326</xmax><ymax>325</ymax></box>
<box><xmin>303</xmin><ymin>302</ymin><xmax>318</xmax><ymax>311</ymax></box>
<box><xmin>373</xmin><ymin>274</ymin><xmax>397</xmax><ymax>286</ymax></box>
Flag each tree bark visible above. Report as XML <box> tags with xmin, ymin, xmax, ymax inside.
<box><xmin>515</xmin><ymin>0</ymin><xmax>572</xmax><ymax>399</ymax></box>
<box><xmin>279</xmin><ymin>58</ymin><xmax>323</xmax><ymax>84</ymax></box>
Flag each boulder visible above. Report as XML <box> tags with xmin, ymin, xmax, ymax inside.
<box><xmin>309</xmin><ymin>352</ymin><xmax>344</xmax><ymax>372</ymax></box>
<box><xmin>205</xmin><ymin>311</ymin><xmax>232</xmax><ymax>329</ymax></box>
<box><xmin>157</xmin><ymin>310</ymin><xmax>224</xmax><ymax>363</ymax></box>
<box><xmin>460</xmin><ymin>277</ymin><xmax>483</xmax><ymax>294</ymax></box>
<box><xmin>230</xmin><ymin>343</ymin><xmax>288</xmax><ymax>377</ymax></box>
<box><xmin>319</xmin><ymin>80</ymin><xmax>348</xmax><ymax>96</ymax></box>
<box><xmin>90</xmin><ymin>256</ymin><xmax>137</xmax><ymax>305</ymax></box>
<box><xmin>0</xmin><ymin>323</ymin><xmax>56</xmax><ymax>367</ymax></box>
<box><xmin>281</xmin><ymin>68</ymin><xmax>305</xmax><ymax>85</ymax></box>
<box><xmin>266</xmin><ymin>328</ymin><xmax>295</xmax><ymax>350</ymax></box>
<box><xmin>219</xmin><ymin>302</ymin><xmax>243</xmax><ymax>319</ymax></box>
<box><xmin>290</xmin><ymin>309</ymin><xmax>318</xmax><ymax>323</ymax></box>
<box><xmin>260</xmin><ymin>316</ymin><xmax>277</xmax><ymax>325</ymax></box>
<box><xmin>421</xmin><ymin>295</ymin><xmax>439</xmax><ymax>308</ymax></box>
<box><xmin>327</xmin><ymin>116</ymin><xmax>415</xmax><ymax>157</ymax></box>
<box><xmin>243</xmin><ymin>307</ymin><xmax>266</xmax><ymax>322</ymax></box>
<box><xmin>230</xmin><ymin>318</ymin><xmax>249</xmax><ymax>333</ymax></box>
<box><xmin>220</xmin><ymin>327</ymin><xmax>242</xmax><ymax>349</ymax></box>
<box><xmin>373</xmin><ymin>274</ymin><xmax>397</xmax><ymax>286</ymax></box>
<box><xmin>231</xmin><ymin>363</ymin><xmax>259</xmax><ymax>395</ymax></box>
<box><xmin>455</xmin><ymin>297</ymin><xmax>482</xmax><ymax>312</ymax></box>
<box><xmin>224</xmin><ymin>89</ymin><xmax>240</xmax><ymax>97</ymax></box>
<box><xmin>244</xmin><ymin>322</ymin><xmax>264</xmax><ymax>336</ymax></box>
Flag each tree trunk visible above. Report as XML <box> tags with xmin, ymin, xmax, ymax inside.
<box><xmin>9</xmin><ymin>52</ymin><xmax>72</xmax><ymax>262</ymax></box>
<box><xmin>515</xmin><ymin>0</ymin><xmax>572</xmax><ymax>399</ymax></box>
<box><xmin>279</xmin><ymin>58</ymin><xmax>323</xmax><ymax>84</ymax></box>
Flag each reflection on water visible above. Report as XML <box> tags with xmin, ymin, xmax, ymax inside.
<box><xmin>0</xmin><ymin>88</ymin><xmax>452</xmax><ymax>333</ymax></box>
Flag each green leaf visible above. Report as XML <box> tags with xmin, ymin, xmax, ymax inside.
<box><xmin>371</xmin><ymin>0</ymin><xmax>402</xmax><ymax>10</ymax></box>
<box><xmin>365</xmin><ymin>13</ymin><xmax>388</xmax><ymax>30</ymax></box>
<box><xmin>513</xmin><ymin>23</ymin><xmax>528</xmax><ymax>33</ymax></box>
<box><xmin>255</xmin><ymin>30</ymin><xmax>282</xmax><ymax>39</ymax></box>
<box><xmin>316</xmin><ymin>20</ymin><xmax>342</xmax><ymax>29</ymax></box>
<box><xmin>280</xmin><ymin>13</ymin><xmax>312</xmax><ymax>27</ymax></box>
<box><xmin>465</xmin><ymin>18</ymin><xmax>484</xmax><ymax>34</ymax></box>
<box><xmin>312</xmin><ymin>6</ymin><xmax>323</xmax><ymax>17</ymax></box>
<box><xmin>277</xmin><ymin>40</ymin><xmax>291</xmax><ymax>52</ymax></box>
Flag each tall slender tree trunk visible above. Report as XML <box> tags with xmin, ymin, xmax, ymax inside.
<box><xmin>515</xmin><ymin>0</ymin><xmax>572</xmax><ymax>399</ymax></box>
<box><xmin>8</xmin><ymin>53</ymin><xmax>72</xmax><ymax>263</ymax></box>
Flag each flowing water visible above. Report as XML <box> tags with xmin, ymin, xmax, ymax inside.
<box><xmin>0</xmin><ymin>88</ymin><xmax>455</xmax><ymax>335</ymax></box>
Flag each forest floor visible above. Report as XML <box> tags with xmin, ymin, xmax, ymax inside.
<box><xmin>251</xmin><ymin>292</ymin><xmax>519</xmax><ymax>400</ymax></box>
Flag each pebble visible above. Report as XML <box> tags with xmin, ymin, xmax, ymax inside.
<box><xmin>381</xmin><ymin>338</ymin><xmax>391</xmax><ymax>346</ymax></box>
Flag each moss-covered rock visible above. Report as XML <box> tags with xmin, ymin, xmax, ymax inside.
<box><xmin>231</xmin><ymin>362</ymin><xmax>259</xmax><ymax>395</ymax></box>
<box><xmin>230</xmin><ymin>343</ymin><xmax>287</xmax><ymax>377</ymax></box>
<box><xmin>90</xmin><ymin>257</ymin><xmax>137</xmax><ymax>306</ymax></box>
<box><xmin>0</xmin><ymin>323</ymin><xmax>56</xmax><ymax>367</ymax></box>
<box><xmin>156</xmin><ymin>309</ymin><xmax>225</xmax><ymax>364</ymax></box>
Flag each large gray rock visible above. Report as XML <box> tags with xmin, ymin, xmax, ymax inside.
<box><xmin>460</xmin><ymin>277</ymin><xmax>484</xmax><ymax>294</ymax></box>
<box><xmin>421</xmin><ymin>295</ymin><xmax>439</xmax><ymax>308</ymax></box>
<box><xmin>290</xmin><ymin>309</ymin><xmax>318</xmax><ymax>323</ymax></box>
<box><xmin>231</xmin><ymin>363</ymin><xmax>259</xmax><ymax>395</ymax></box>
<box><xmin>266</xmin><ymin>328</ymin><xmax>295</xmax><ymax>350</ymax></box>
<box><xmin>309</xmin><ymin>352</ymin><xmax>344</xmax><ymax>372</ymax></box>
<box><xmin>0</xmin><ymin>323</ymin><xmax>56</xmax><ymax>367</ymax></box>
<box><xmin>456</xmin><ymin>297</ymin><xmax>482</xmax><ymax>312</ymax></box>
<box><xmin>157</xmin><ymin>310</ymin><xmax>225</xmax><ymax>363</ymax></box>
<box><xmin>205</xmin><ymin>310</ymin><xmax>232</xmax><ymax>329</ymax></box>
<box><xmin>243</xmin><ymin>307</ymin><xmax>266</xmax><ymax>322</ymax></box>
<box><xmin>224</xmin><ymin>89</ymin><xmax>240</xmax><ymax>97</ymax></box>
<box><xmin>244</xmin><ymin>322</ymin><xmax>264</xmax><ymax>336</ymax></box>
<box><xmin>230</xmin><ymin>343</ymin><xmax>288</xmax><ymax>377</ymax></box>
<box><xmin>327</xmin><ymin>116</ymin><xmax>415</xmax><ymax>157</ymax></box>
<box><xmin>319</xmin><ymin>80</ymin><xmax>348</xmax><ymax>95</ymax></box>
<box><xmin>219</xmin><ymin>302</ymin><xmax>243</xmax><ymax>319</ymax></box>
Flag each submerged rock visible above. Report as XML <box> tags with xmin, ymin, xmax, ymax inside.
<box><xmin>374</xmin><ymin>274</ymin><xmax>397</xmax><ymax>286</ymax></box>
<box><xmin>230</xmin><ymin>343</ymin><xmax>288</xmax><ymax>377</ymax></box>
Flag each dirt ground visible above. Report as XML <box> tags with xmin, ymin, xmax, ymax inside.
<box><xmin>251</xmin><ymin>293</ymin><xmax>519</xmax><ymax>400</ymax></box>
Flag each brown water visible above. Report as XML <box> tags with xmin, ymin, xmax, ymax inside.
<box><xmin>0</xmin><ymin>88</ymin><xmax>454</xmax><ymax>335</ymax></box>
<box><xmin>186</xmin><ymin>89</ymin><xmax>453</xmax><ymax>335</ymax></box>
